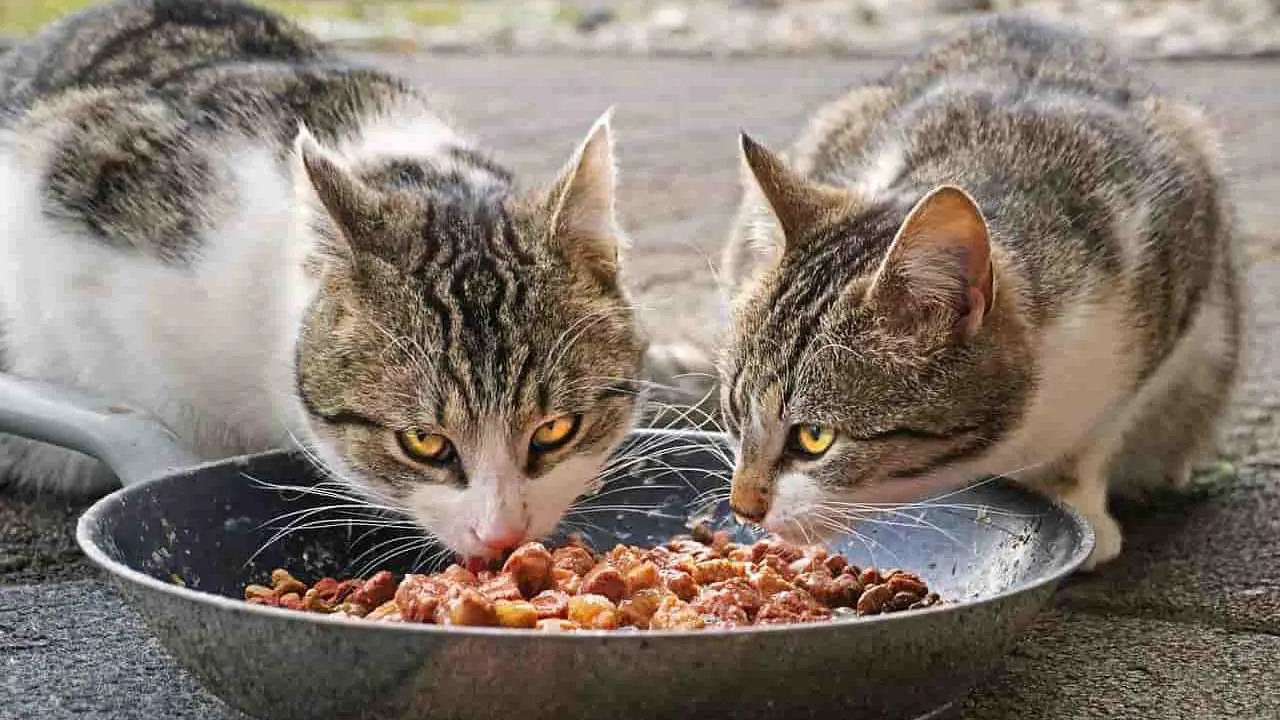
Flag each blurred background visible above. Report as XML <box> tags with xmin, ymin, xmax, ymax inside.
<box><xmin>0</xmin><ymin>1</ymin><xmax>1276</xmax><ymax>59</ymax></box>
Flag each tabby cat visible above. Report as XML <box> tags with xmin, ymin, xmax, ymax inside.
<box><xmin>718</xmin><ymin>18</ymin><xmax>1240</xmax><ymax>569</ymax></box>
<box><xmin>0</xmin><ymin>0</ymin><xmax>645</xmax><ymax>560</ymax></box>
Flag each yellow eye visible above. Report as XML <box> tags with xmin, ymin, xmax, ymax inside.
<box><xmin>530</xmin><ymin>414</ymin><xmax>580</xmax><ymax>452</ymax></box>
<box><xmin>790</xmin><ymin>424</ymin><xmax>836</xmax><ymax>456</ymax></box>
<box><xmin>396</xmin><ymin>429</ymin><xmax>455</xmax><ymax>464</ymax></box>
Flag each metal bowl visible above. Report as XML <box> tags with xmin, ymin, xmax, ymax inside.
<box><xmin>76</xmin><ymin>431</ymin><xmax>1092</xmax><ymax>720</ymax></box>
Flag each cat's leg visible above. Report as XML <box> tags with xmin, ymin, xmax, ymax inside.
<box><xmin>1061</xmin><ymin>427</ymin><xmax>1128</xmax><ymax>571</ymax></box>
<box><xmin>1063</xmin><ymin>271</ymin><xmax>1240</xmax><ymax>570</ymax></box>
<box><xmin>1111</xmin><ymin>273</ymin><xmax>1241</xmax><ymax>494</ymax></box>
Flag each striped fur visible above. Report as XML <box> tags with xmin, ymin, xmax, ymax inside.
<box><xmin>719</xmin><ymin>17</ymin><xmax>1241</xmax><ymax>569</ymax></box>
<box><xmin>0</xmin><ymin>0</ymin><xmax>644</xmax><ymax>560</ymax></box>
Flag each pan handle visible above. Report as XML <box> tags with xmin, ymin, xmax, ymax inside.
<box><xmin>0</xmin><ymin>373</ymin><xmax>201</xmax><ymax>486</ymax></box>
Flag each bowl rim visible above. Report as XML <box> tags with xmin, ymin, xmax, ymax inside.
<box><xmin>75</xmin><ymin>431</ymin><xmax>1095</xmax><ymax>642</ymax></box>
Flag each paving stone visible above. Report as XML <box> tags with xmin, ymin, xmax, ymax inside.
<box><xmin>962</xmin><ymin>609</ymin><xmax>1280</xmax><ymax>720</ymax></box>
<box><xmin>0</xmin><ymin>581</ymin><xmax>242</xmax><ymax>720</ymax></box>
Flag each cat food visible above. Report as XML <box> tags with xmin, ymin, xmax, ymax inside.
<box><xmin>244</xmin><ymin>532</ymin><xmax>941</xmax><ymax>630</ymax></box>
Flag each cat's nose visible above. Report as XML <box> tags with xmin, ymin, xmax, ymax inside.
<box><xmin>729</xmin><ymin>480</ymin><xmax>770</xmax><ymax>524</ymax></box>
<box><xmin>475</xmin><ymin>525</ymin><xmax>527</xmax><ymax>551</ymax></box>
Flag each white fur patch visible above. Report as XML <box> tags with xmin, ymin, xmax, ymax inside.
<box><xmin>969</xmin><ymin>294</ymin><xmax>1143</xmax><ymax>483</ymax></box>
<box><xmin>762</xmin><ymin>470</ymin><xmax>825</xmax><ymax>537</ymax></box>
<box><xmin>0</xmin><ymin>138</ymin><xmax>313</xmax><ymax>493</ymax></box>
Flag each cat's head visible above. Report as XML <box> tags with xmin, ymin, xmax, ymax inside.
<box><xmin>719</xmin><ymin>135</ymin><xmax>1034</xmax><ymax>540</ymax></box>
<box><xmin>291</xmin><ymin>113</ymin><xmax>644</xmax><ymax>560</ymax></box>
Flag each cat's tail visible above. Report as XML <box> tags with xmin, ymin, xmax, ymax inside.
<box><xmin>640</xmin><ymin>341</ymin><xmax>723</xmax><ymax>431</ymax></box>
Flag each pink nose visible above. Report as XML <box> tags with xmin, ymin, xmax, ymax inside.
<box><xmin>476</xmin><ymin>526</ymin><xmax>527</xmax><ymax>551</ymax></box>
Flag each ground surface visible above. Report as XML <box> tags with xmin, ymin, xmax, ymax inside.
<box><xmin>2</xmin><ymin>54</ymin><xmax>1279</xmax><ymax>719</ymax></box>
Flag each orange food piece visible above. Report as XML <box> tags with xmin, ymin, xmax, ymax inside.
<box><xmin>502</xmin><ymin>542</ymin><xmax>554</xmax><ymax>597</ymax></box>
<box><xmin>530</xmin><ymin>589</ymin><xmax>571</xmax><ymax>619</ymax></box>
<box><xmin>494</xmin><ymin>600</ymin><xmax>539</xmax><ymax>628</ymax></box>
<box><xmin>624</xmin><ymin>561</ymin><xmax>662</xmax><ymax>595</ymax></box>
<box><xmin>444</xmin><ymin>588</ymin><xmax>499</xmax><ymax>626</ymax></box>
<box><xmin>580</xmin><ymin>563</ymin><xmax>626</xmax><ymax>603</ymax></box>
<box><xmin>618</xmin><ymin>589</ymin><xmax>666</xmax><ymax>629</ymax></box>
<box><xmin>648</xmin><ymin>595</ymin><xmax>705</xmax><ymax>630</ymax></box>
<box><xmin>535</xmin><ymin>618</ymin><xmax>580</xmax><ymax>632</ymax></box>
<box><xmin>551</xmin><ymin>546</ymin><xmax>596</xmax><ymax>576</ymax></box>
<box><xmin>660</xmin><ymin>569</ymin><xmax>698</xmax><ymax>601</ymax></box>
<box><xmin>567</xmin><ymin>594</ymin><xmax>620</xmax><ymax>629</ymax></box>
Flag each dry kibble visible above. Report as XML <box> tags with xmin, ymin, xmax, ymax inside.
<box><xmin>618</xmin><ymin>589</ymin><xmax>664</xmax><ymax>629</ymax></box>
<box><xmin>748</xmin><ymin>565</ymin><xmax>795</xmax><ymax>597</ymax></box>
<box><xmin>494</xmin><ymin>600</ymin><xmax>539</xmax><ymax>628</ymax></box>
<box><xmin>366</xmin><ymin>600</ymin><xmax>402</xmax><ymax>621</ymax></box>
<box><xmin>858</xmin><ymin>568</ymin><xmax>883</xmax><ymax>588</ymax></box>
<box><xmin>530</xmin><ymin>589</ymin><xmax>571</xmax><ymax>619</ymax></box>
<box><xmin>551</xmin><ymin>546</ymin><xmax>596</xmax><ymax>576</ymax></box>
<box><xmin>857</xmin><ymin>583</ymin><xmax>895</xmax><ymax>615</ymax></box>
<box><xmin>479</xmin><ymin>574</ymin><xmax>524</xmax><ymax>603</ymax></box>
<box><xmin>502</xmin><ymin>542</ymin><xmax>554</xmax><ymax>597</ymax></box>
<box><xmin>887</xmin><ymin>575</ymin><xmax>929</xmax><ymax>598</ymax></box>
<box><xmin>625</xmin><ymin>561</ymin><xmax>662</xmax><ymax>595</ymax></box>
<box><xmin>692</xmin><ymin>559</ymin><xmax>744</xmax><ymax>585</ymax></box>
<box><xmin>395</xmin><ymin>575</ymin><xmax>452</xmax><ymax>623</ymax></box>
<box><xmin>567</xmin><ymin>594</ymin><xmax>620</xmax><ymax>629</ymax></box>
<box><xmin>440</xmin><ymin>564</ymin><xmax>479</xmax><ymax>587</ymax></box>
<box><xmin>580</xmin><ymin>563</ymin><xmax>626</xmax><ymax>603</ymax></box>
<box><xmin>661</xmin><ymin>569</ymin><xmax>698</xmax><ymax>601</ymax></box>
<box><xmin>823</xmin><ymin>555</ymin><xmax>848</xmax><ymax>575</ymax></box>
<box><xmin>887</xmin><ymin>591</ymin><xmax>919</xmax><ymax>612</ymax></box>
<box><xmin>535</xmin><ymin>618</ymin><xmax>580</xmax><ymax>632</ymax></box>
<box><xmin>445</xmin><ymin>588</ymin><xmax>498</xmax><ymax>626</ymax></box>
<box><xmin>271</xmin><ymin>569</ymin><xmax>307</xmax><ymax>596</ymax></box>
<box><xmin>243</xmin><ymin>584</ymin><xmax>275</xmax><ymax>602</ymax></box>
<box><xmin>302</xmin><ymin>588</ymin><xmax>334</xmax><ymax>613</ymax></box>
<box><xmin>551</xmin><ymin>567</ymin><xmax>583</xmax><ymax>595</ymax></box>
<box><xmin>349</xmin><ymin>571</ymin><xmax>397</xmax><ymax>609</ymax></box>
<box><xmin>248</xmin><ymin>533</ymin><xmax>938</xmax><ymax>630</ymax></box>
<box><xmin>648</xmin><ymin>595</ymin><xmax>706</xmax><ymax>630</ymax></box>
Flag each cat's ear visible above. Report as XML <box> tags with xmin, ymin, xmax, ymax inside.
<box><xmin>293</xmin><ymin>124</ymin><xmax>381</xmax><ymax>255</ymax></box>
<box><xmin>869</xmin><ymin>185</ymin><xmax>994</xmax><ymax>341</ymax></box>
<box><xmin>739</xmin><ymin>132</ymin><xmax>851</xmax><ymax>251</ymax></box>
<box><xmin>542</xmin><ymin>108</ymin><xmax>621</xmax><ymax>280</ymax></box>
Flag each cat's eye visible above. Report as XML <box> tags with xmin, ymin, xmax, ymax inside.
<box><xmin>396</xmin><ymin>429</ymin><xmax>455</xmax><ymax>465</ymax></box>
<box><xmin>530</xmin><ymin>414</ymin><xmax>581</xmax><ymax>452</ymax></box>
<box><xmin>789</xmin><ymin>424</ymin><xmax>836</xmax><ymax>456</ymax></box>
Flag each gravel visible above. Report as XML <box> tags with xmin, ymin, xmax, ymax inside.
<box><xmin>295</xmin><ymin>0</ymin><xmax>1280</xmax><ymax>59</ymax></box>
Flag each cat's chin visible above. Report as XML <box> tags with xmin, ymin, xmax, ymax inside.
<box><xmin>761</xmin><ymin>468</ymin><xmax>976</xmax><ymax>544</ymax></box>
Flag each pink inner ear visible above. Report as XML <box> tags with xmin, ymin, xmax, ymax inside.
<box><xmin>886</xmin><ymin>186</ymin><xmax>993</xmax><ymax>317</ymax></box>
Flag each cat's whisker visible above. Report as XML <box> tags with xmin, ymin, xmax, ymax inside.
<box><xmin>411</xmin><ymin>544</ymin><xmax>456</xmax><ymax>574</ymax></box>
<box><xmin>817</xmin><ymin>504</ymin><xmax>967</xmax><ymax>550</ymax></box>
<box><xmin>355</xmin><ymin>537</ymin><xmax>441</xmax><ymax>579</ymax></box>
<box><xmin>545</xmin><ymin>306</ymin><xmax>629</xmax><ymax>373</ymax></box>
<box><xmin>811</xmin><ymin>514</ymin><xmax>902</xmax><ymax>568</ymax></box>
<box><xmin>350</xmin><ymin>528</ymin><xmax>438</xmax><ymax>570</ymax></box>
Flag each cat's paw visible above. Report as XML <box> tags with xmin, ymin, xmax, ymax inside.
<box><xmin>1078</xmin><ymin>509</ymin><xmax>1123</xmax><ymax>572</ymax></box>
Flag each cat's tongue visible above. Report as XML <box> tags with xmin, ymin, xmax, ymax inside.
<box><xmin>464</xmin><ymin>556</ymin><xmax>492</xmax><ymax>574</ymax></box>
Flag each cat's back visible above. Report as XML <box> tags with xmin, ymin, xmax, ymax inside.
<box><xmin>0</xmin><ymin>0</ymin><xmax>427</xmax><ymax>262</ymax></box>
<box><xmin>0</xmin><ymin>0</ymin><xmax>320</xmax><ymax>108</ymax></box>
<box><xmin>767</xmin><ymin>17</ymin><xmax>1236</xmax><ymax>377</ymax></box>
